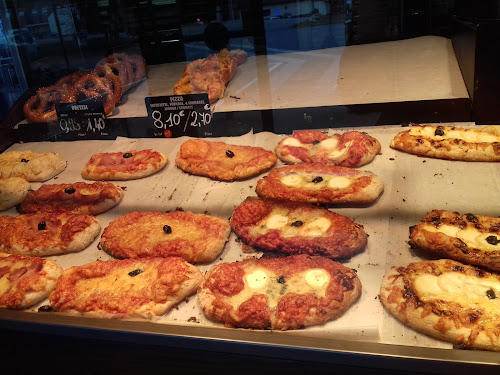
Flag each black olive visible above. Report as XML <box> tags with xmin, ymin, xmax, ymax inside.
<box><xmin>123</xmin><ymin>152</ymin><xmax>133</xmax><ymax>158</ymax></box>
<box><xmin>486</xmin><ymin>289</ymin><xmax>496</xmax><ymax>299</ymax></box>
<box><xmin>128</xmin><ymin>269</ymin><xmax>143</xmax><ymax>277</ymax></box>
<box><xmin>64</xmin><ymin>188</ymin><xmax>76</xmax><ymax>194</ymax></box>
<box><xmin>38</xmin><ymin>305</ymin><xmax>54</xmax><ymax>312</ymax></box>
<box><xmin>38</xmin><ymin>221</ymin><xmax>47</xmax><ymax>230</ymax></box>
<box><xmin>465</xmin><ymin>214</ymin><xmax>478</xmax><ymax>223</ymax></box>
<box><xmin>226</xmin><ymin>150</ymin><xmax>235</xmax><ymax>158</ymax></box>
<box><xmin>291</xmin><ymin>220</ymin><xmax>303</xmax><ymax>227</ymax></box>
<box><xmin>434</xmin><ymin>128</ymin><xmax>445</xmax><ymax>136</ymax></box>
<box><xmin>312</xmin><ymin>140</ymin><xmax>320</xmax><ymax>145</ymax></box>
<box><xmin>486</xmin><ymin>235</ymin><xmax>500</xmax><ymax>245</ymax></box>
<box><xmin>163</xmin><ymin>225</ymin><xmax>172</xmax><ymax>234</ymax></box>
<box><xmin>277</xmin><ymin>275</ymin><xmax>286</xmax><ymax>284</ymax></box>
<box><xmin>20</xmin><ymin>158</ymin><xmax>29</xmax><ymax>163</ymax></box>
<box><xmin>312</xmin><ymin>176</ymin><xmax>323</xmax><ymax>183</ymax></box>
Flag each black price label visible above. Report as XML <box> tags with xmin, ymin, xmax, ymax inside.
<box><xmin>55</xmin><ymin>102</ymin><xmax>110</xmax><ymax>139</ymax></box>
<box><xmin>144</xmin><ymin>94</ymin><xmax>213</xmax><ymax>138</ymax></box>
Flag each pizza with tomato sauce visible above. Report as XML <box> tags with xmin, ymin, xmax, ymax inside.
<box><xmin>19</xmin><ymin>182</ymin><xmax>123</xmax><ymax>215</ymax></box>
<box><xmin>49</xmin><ymin>257</ymin><xmax>202</xmax><ymax>319</ymax></box>
<box><xmin>0</xmin><ymin>213</ymin><xmax>100</xmax><ymax>257</ymax></box>
<box><xmin>199</xmin><ymin>254</ymin><xmax>361</xmax><ymax>330</ymax></box>
<box><xmin>0</xmin><ymin>252</ymin><xmax>62</xmax><ymax>309</ymax></box>
<box><xmin>82</xmin><ymin>149</ymin><xmax>168</xmax><ymax>180</ymax></box>
<box><xmin>176</xmin><ymin>139</ymin><xmax>277</xmax><ymax>181</ymax></box>
<box><xmin>100</xmin><ymin>211</ymin><xmax>230</xmax><ymax>263</ymax></box>
<box><xmin>275</xmin><ymin>130</ymin><xmax>381</xmax><ymax>167</ymax></box>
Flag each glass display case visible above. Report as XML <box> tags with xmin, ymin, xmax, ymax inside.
<box><xmin>1</xmin><ymin>1</ymin><xmax>499</xmax><ymax>373</ymax></box>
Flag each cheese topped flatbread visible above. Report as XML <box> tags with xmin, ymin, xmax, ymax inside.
<box><xmin>0</xmin><ymin>151</ymin><xmax>66</xmax><ymax>181</ymax></box>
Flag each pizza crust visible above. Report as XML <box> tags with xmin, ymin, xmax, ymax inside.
<box><xmin>0</xmin><ymin>151</ymin><xmax>67</xmax><ymax>181</ymax></box>
<box><xmin>0</xmin><ymin>177</ymin><xmax>31</xmax><ymax>211</ymax></box>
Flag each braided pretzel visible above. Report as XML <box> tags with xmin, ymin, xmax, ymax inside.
<box><xmin>23</xmin><ymin>85</ymin><xmax>67</xmax><ymax>122</ymax></box>
<box><xmin>63</xmin><ymin>73</ymin><xmax>116</xmax><ymax>116</ymax></box>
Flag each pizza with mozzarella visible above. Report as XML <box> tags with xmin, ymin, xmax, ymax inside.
<box><xmin>0</xmin><ymin>213</ymin><xmax>100</xmax><ymax>257</ymax></box>
<box><xmin>231</xmin><ymin>198</ymin><xmax>367</xmax><ymax>259</ymax></box>
<box><xmin>0</xmin><ymin>252</ymin><xmax>62</xmax><ymax>309</ymax></box>
<box><xmin>255</xmin><ymin>163</ymin><xmax>384</xmax><ymax>204</ymax></box>
<box><xmin>100</xmin><ymin>211</ymin><xmax>230</xmax><ymax>263</ymax></box>
<box><xmin>275</xmin><ymin>130</ymin><xmax>381</xmax><ymax>167</ymax></box>
<box><xmin>199</xmin><ymin>254</ymin><xmax>361</xmax><ymax>330</ymax></box>
<box><xmin>391</xmin><ymin>124</ymin><xmax>500</xmax><ymax>161</ymax></box>
<box><xmin>82</xmin><ymin>149</ymin><xmax>168</xmax><ymax>180</ymax></box>
<box><xmin>49</xmin><ymin>257</ymin><xmax>202</xmax><ymax>319</ymax></box>
<box><xmin>409</xmin><ymin>210</ymin><xmax>500</xmax><ymax>272</ymax></box>
<box><xmin>19</xmin><ymin>182</ymin><xmax>123</xmax><ymax>215</ymax></box>
<box><xmin>0</xmin><ymin>177</ymin><xmax>31</xmax><ymax>211</ymax></box>
<box><xmin>0</xmin><ymin>151</ymin><xmax>66</xmax><ymax>181</ymax></box>
<box><xmin>380</xmin><ymin>259</ymin><xmax>500</xmax><ymax>351</ymax></box>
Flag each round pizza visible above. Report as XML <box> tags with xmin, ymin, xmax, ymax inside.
<box><xmin>81</xmin><ymin>149</ymin><xmax>168</xmax><ymax>180</ymax></box>
<box><xmin>390</xmin><ymin>124</ymin><xmax>500</xmax><ymax>161</ymax></box>
<box><xmin>0</xmin><ymin>177</ymin><xmax>31</xmax><ymax>211</ymax></box>
<box><xmin>199</xmin><ymin>254</ymin><xmax>361</xmax><ymax>330</ymax></box>
<box><xmin>0</xmin><ymin>252</ymin><xmax>63</xmax><ymax>309</ymax></box>
<box><xmin>19</xmin><ymin>182</ymin><xmax>123</xmax><ymax>215</ymax></box>
<box><xmin>0</xmin><ymin>213</ymin><xmax>100</xmax><ymax>257</ymax></box>
<box><xmin>380</xmin><ymin>259</ymin><xmax>500</xmax><ymax>351</ymax></box>
<box><xmin>409</xmin><ymin>210</ymin><xmax>500</xmax><ymax>272</ymax></box>
<box><xmin>49</xmin><ymin>257</ymin><xmax>203</xmax><ymax>319</ymax></box>
<box><xmin>100</xmin><ymin>211</ymin><xmax>230</xmax><ymax>263</ymax></box>
<box><xmin>231</xmin><ymin>198</ymin><xmax>367</xmax><ymax>259</ymax></box>
<box><xmin>0</xmin><ymin>151</ymin><xmax>66</xmax><ymax>181</ymax></box>
<box><xmin>255</xmin><ymin>163</ymin><xmax>384</xmax><ymax>204</ymax></box>
<box><xmin>275</xmin><ymin>130</ymin><xmax>381</xmax><ymax>167</ymax></box>
<box><xmin>175</xmin><ymin>139</ymin><xmax>277</xmax><ymax>181</ymax></box>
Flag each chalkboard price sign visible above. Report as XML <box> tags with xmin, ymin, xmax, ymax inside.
<box><xmin>55</xmin><ymin>101</ymin><xmax>110</xmax><ymax>139</ymax></box>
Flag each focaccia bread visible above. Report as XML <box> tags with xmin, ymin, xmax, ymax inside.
<box><xmin>176</xmin><ymin>139</ymin><xmax>277</xmax><ymax>181</ymax></box>
<box><xmin>275</xmin><ymin>130</ymin><xmax>381</xmax><ymax>167</ymax></box>
<box><xmin>231</xmin><ymin>198</ymin><xmax>367</xmax><ymax>259</ymax></box>
<box><xmin>82</xmin><ymin>149</ymin><xmax>168</xmax><ymax>180</ymax></box>
<box><xmin>199</xmin><ymin>254</ymin><xmax>361</xmax><ymax>330</ymax></box>
<box><xmin>255</xmin><ymin>163</ymin><xmax>384</xmax><ymax>204</ymax></box>
<box><xmin>0</xmin><ymin>213</ymin><xmax>100</xmax><ymax>257</ymax></box>
<box><xmin>19</xmin><ymin>182</ymin><xmax>123</xmax><ymax>215</ymax></box>
<box><xmin>49</xmin><ymin>257</ymin><xmax>203</xmax><ymax>319</ymax></box>
<box><xmin>100</xmin><ymin>211</ymin><xmax>230</xmax><ymax>263</ymax></box>
<box><xmin>0</xmin><ymin>252</ymin><xmax>62</xmax><ymax>309</ymax></box>
<box><xmin>409</xmin><ymin>210</ymin><xmax>500</xmax><ymax>272</ymax></box>
<box><xmin>380</xmin><ymin>259</ymin><xmax>500</xmax><ymax>351</ymax></box>
<box><xmin>0</xmin><ymin>177</ymin><xmax>31</xmax><ymax>211</ymax></box>
<box><xmin>0</xmin><ymin>151</ymin><xmax>66</xmax><ymax>181</ymax></box>
<box><xmin>390</xmin><ymin>124</ymin><xmax>500</xmax><ymax>161</ymax></box>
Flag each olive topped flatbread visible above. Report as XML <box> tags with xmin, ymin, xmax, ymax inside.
<box><xmin>0</xmin><ymin>151</ymin><xmax>66</xmax><ymax>181</ymax></box>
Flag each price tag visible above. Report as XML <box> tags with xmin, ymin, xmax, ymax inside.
<box><xmin>55</xmin><ymin>101</ymin><xmax>111</xmax><ymax>140</ymax></box>
<box><xmin>144</xmin><ymin>94</ymin><xmax>213</xmax><ymax>137</ymax></box>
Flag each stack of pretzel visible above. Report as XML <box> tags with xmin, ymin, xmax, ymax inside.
<box><xmin>173</xmin><ymin>48</ymin><xmax>247</xmax><ymax>104</ymax></box>
<box><xmin>23</xmin><ymin>53</ymin><xmax>147</xmax><ymax>123</ymax></box>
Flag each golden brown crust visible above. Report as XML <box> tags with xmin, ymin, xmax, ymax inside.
<box><xmin>390</xmin><ymin>124</ymin><xmax>500</xmax><ymax>161</ymax></box>
<box><xmin>0</xmin><ymin>177</ymin><xmax>31</xmax><ymax>211</ymax></box>
<box><xmin>49</xmin><ymin>257</ymin><xmax>202</xmax><ymax>319</ymax></box>
<box><xmin>0</xmin><ymin>151</ymin><xmax>66</xmax><ymax>182</ymax></box>
<box><xmin>176</xmin><ymin>139</ymin><xmax>277</xmax><ymax>181</ymax></box>
<box><xmin>409</xmin><ymin>210</ymin><xmax>500</xmax><ymax>272</ymax></box>
<box><xmin>199</xmin><ymin>254</ymin><xmax>361</xmax><ymax>330</ymax></box>
<box><xmin>255</xmin><ymin>163</ymin><xmax>384</xmax><ymax>204</ymax></box>
<box><xmin>230</xmin><ymin>199</ymin><xmax>367</xmax><ymax>259</ymax></box>
<box><xmin>380</xmin><ymin>259</ymin><xmax>500</xmax><ymax>351</ymax></box>
<box><xmin>81</xmin><ymin>149</ymin><xmax>168</xmax><ymax>181</ymax></box>
<box><xmin>100</xmin><ymin>211</ymin><xmax>230</xmax><ymax>263</ymax></box>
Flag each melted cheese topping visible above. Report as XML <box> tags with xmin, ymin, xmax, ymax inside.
<box><xmin>421</xmin><ymin>224</ymin><xmax>500</xmax><ymax>252</ymax></box>
<box><xmin>0</xmin><ymin>259</ymin><xmax>29</xmax><ymax>295</ymax></box>
<box><xmin>282</xmin><ymin>138</ymin><xmax>304</xmax><ymax>147</ymax></box>
<box><xmin>280</xmin><ymin>173</ymin><xmax>354</xmax><ymax>190</ymax></box>
<box><xmin>255</xmin><ymin>209</ymin><xmax>331</xmax><ymax>238</ymax></box>
<box><xmin>319</xmin><ymin>138</ymin><xmax>339</xmax><ymax>149</ymax></box>
<box><xmin>409</xmin><ymin>127</ymin><xmax>500</xmax><ymax>143</ymax></box>
<box><xmin>328</xmin><ymin>141</ymin><xmax>353</xmax><ymax>159</ymax></box>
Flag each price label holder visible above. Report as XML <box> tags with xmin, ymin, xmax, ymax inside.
<box><xmin>141</xmin><ymin>94</ymin><xmax>214</xmax><ymax>138</ymax></box>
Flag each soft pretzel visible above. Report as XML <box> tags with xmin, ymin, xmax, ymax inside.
<box><xmin>93</xmin><ymin>64</ymin><xmax>123</xmax><ymax>105</ymax></box>
<box><xmin>23</xmin><ymin>85</ymin><xmax>67</xmax><ymax>123</ymax></box>
<box><xmin>127</xmin><ymin>54</ymin><xmax>147</xmax><ymax>84</ymax></box>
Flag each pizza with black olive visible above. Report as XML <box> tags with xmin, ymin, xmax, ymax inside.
<box><xmin>82</xmin><ymin>149</ymin><xmax>168</xmax><ymax>180</ymax></box>
<box><xmin>380</xmin><ymin>259</ymin><xmax>500</xmax><ymax>351</ymax></box>
<box><xmin>390</xmin><ymin>124</ymin><xmax>500</xmax><ymax>161</ymax></box>
<box><xmin>49</xmin><ymin>257</ymin><xmax>202</xmax><ymax>319</ymax></box>
<box><xmin>0</xmin><ymin>151</ymin><xmax>66</xmax><ymax>181</ymax></box>
<box><xmin>199</xmin><ymin>254</ymin><xmax>361</xmax><ymax>330</ymax></box>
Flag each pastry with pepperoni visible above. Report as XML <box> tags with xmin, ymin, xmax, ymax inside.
<box><xmin>275</xmin><ymin>130</ymin><xmax>381</xmax><ymax>167</ymax></box>
<box><xmin>0</xmin><ymin>151</ymin><xmax>66</xmax><ymax>181</ymax></box>
<box><xmin>231</xmin><ymin>199</ymin><xmax>367</xmax><ymax>259</ymax></box>
<box><xmin>100</xmin><ymin>211</ymin><xmax>230</xmax><ymax>263</ymax></box>
<box><xmin>0</xmin><ymin>252</ymin><xmax>62</xmax><ymax>309</ymax></box>
<box><xmin>176</xmin><ymin>139</ymin><xmax>277</xmax><ymax>181</ymax></box>
<box><xmin>256</xmin><ymin>163</ymin><xmax>384</xmax><ymax>204</ymax></box>
<box><xmin>82</xmin><ymin>149</ymin><xmax>168</xmax><ymax>180</ymax></box>
<box><xmin>391</xmin><ymin>124</ymin><xmax>500</xmax><ymax>161</ymax></box>
<box><xmin>0</xmin><ymin>213</ymin><xmax>100</xmax><ymax>257</ymax></box>
<box><xmin>19</xmin><ymin>182</ymin><xmax>123</xmax><ymax>215</ymax></box>
<box><xmin>380</xmin><ymin>259</ymin><xmax>500</xmax><ymax>351</ymax></box>
<box><xmin>49</xmin><ymin>257</ymin><xmax>202</xmax><ymax>319</ymax></box>
<box><xmin>0</xmin><ymin>177</ymin><xmax>31</xmax><ymax>211</ymax></box>
<box><xmin>199</xmin><ymin>254</ymin><xmax>361</xmax><ymax>330</ymax></box>
<box><xmin>409</xmin><ymin>210</ymin><xmax>500</xmax><ymax>272</ymax></box>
